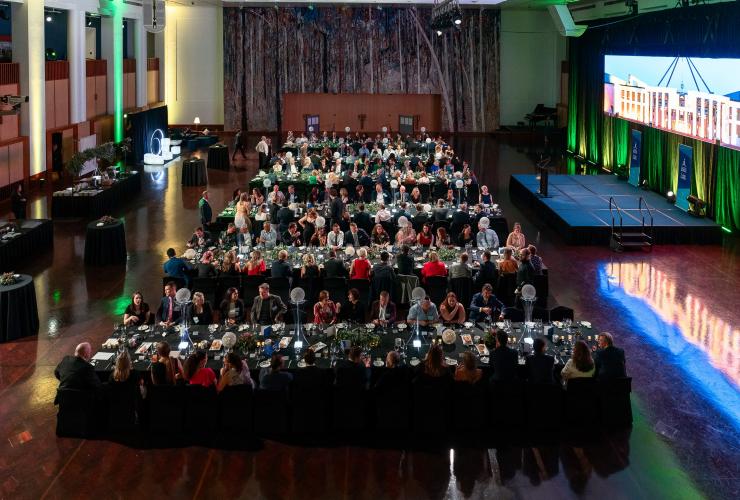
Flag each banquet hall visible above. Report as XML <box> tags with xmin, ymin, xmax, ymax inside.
<box><xmin>0</xmin><ymin>1</ymin><xmax>738</xmax><ymax>499</ymax></box>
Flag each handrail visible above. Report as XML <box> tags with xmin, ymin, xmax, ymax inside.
<box><xmin>638</xmin><ymin>197</ymin><xmax>654</xmax><ymax>241</ymax></box>
<box><xmin>609</xmin><ymin>196</ymin><xmax>623</xmax><ymax>244</ymax></box>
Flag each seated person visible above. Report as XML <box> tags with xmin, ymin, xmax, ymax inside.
<box><xmin>339</xmin><ymin>288</ymin><xmax>366</xmax><ymax>324</ymax></box>
<box><xmin>270</xmin><ymin>249</ymin><xmax>293</xmax><ymax>280</ymax></box>
<box><xmin>439</xmin><ymin>292</ymin><xmax>466</xmax><ymax>325</ymax></box>
<box><xmin>395</xmin><ymin>217</ymin><xmax>417</xmax><ymax>246</ymax></box>
<box><xmin>455</xmin><ymin>351</ymin><xmax>482</xmax><ymax>384</ymax></box>
<box><xmin>220</xmin><ymin>223</ymin><xmax>239</xmax><ymax>249</ymax></box>
<box><xmin>258</xmin><ymin>221</ymin><xmax>278</xmax><ymax>249</ymax></box>
<box><xmin>516</xmin><ymin>247</ymin><xmax>535</xmax><ymax>287</ymax></box>
<box><xmin>237</xmin><ymin>226</ymin><xmax>252</xmax><ymax>250</ymax></box>
<box><xmin>498</xmin><ymin>247</ymin><xmax>519</xmax><ymax>274</ymax></box>
<box><xmin>449</xmin><ymin>253</ymin><xmax>472</xmax><ymax>279</ymax></box>
<box><xmin>524</xmin><ymin>338</ymin><xmax>555</xmax><ymax>384</ymax></box>
<box><xmin>313</xmin><ymin>290</ymin><xmax>339</xmax><ymax>326</ymax></box>
<box><xmin>163</xmin><ymin>247</ymin><xmax>192</xmax><ymax>287</ymax></box>
<box><xmin>474</xmin><ymin>251</ymin><xmax>498</xmax><ymax>288</ymax></box>
<box><xmin>282</xmin><ymin>222</ymin><xmax>303</xmax><ymax>247</ymax></box>
<box><xmin>259</xmin><ymin>353</ymin><xmax>293</xmax><ymax>391</ymax></box>
<box><xmin>592</xmin><ymin>332</ymin><xmax>627</xmax><ymax>380</ymax></box>
<box><xmin>54</xmin><ymin>342</ymin><xmax>102</xmax><ymax>392</ymax></box>
<box><xmin>475</xmin><ymin>217</ymin><xmax>499</xmax><ymax>250</ymax></box>
<box><xmin>219</xmin><ymin>287</ymin><xmax>246</xmax><ymax>325</ymax></box>
<box><xmin>123</xmin><ymin>291</ymin><xmax>150</xmax><ymax>327</ymax></box>
<box><xmin>560</xmin><ymin>340</ymin><xmax>595</xmax><ymax>387</ymax></box>
<box><xmin>327</xmin><ymin>223</ymin><xmax>345</xmax><ymax>248</ymax></box>
<box><xmin>158</xmin><ymin>281</ymin><xmax>182</xmax><ymax>326</ymax></box>
<box><xmin>196</xmin><ymin>251</ymin><xmax>217</xmax><ymax>278</ymax></box>
<box><xmin>469</xmin><ymin>284</ymin><xmax>505</xmax><ymax>324</ymax></box>
<box><xmin>490</xmin><ymin>330</ymin><xmax>518</xmax><ymax>382</ymax></box>
<box><xmin>528</xmin><ymin>244</ymin><xmax>545</xmax><ymax>275</ymax></box>
<box><xmin>323</xmin><ymin>249</ymin><xmax>348</xmax><ymax>278</ymax></box>
<box><xmin>183</xmin><ymin>350</ymin><xmax>216</xmax><ymax>388</ymax></box>
<box><xmin>110</xmin><ymin>351</ymin><xmax>137</xmax><ymax>386</ymax></box>
<box><xmin>187</xmin><ymin>227</ymin><xmax>212</xmax><ymax>249</ymax></box>
<box><xmin>418</xmin><ymin>344</ymin><xmax>450</xmax><ymax>380</ymax></box>
<box><xmin>370</xmin><ymin>290</ymin><xmax>397</xmax><ymax>327</ymax></box>
<box><xmin>218</xmin><ymin>352</ymin><xmax>255</xmax><ymax>392</ymax></box>
<box><xmin>249</xmin><ymin>283</ymin><xmax>288</xmax><ymax>325</ymax></box>
<box><xmin>407</xmin><ymin>296</ymin><xmax>439</xmax><ymax>327</ymax></box>
<box><xmin>334</xmin><ymin>346</ymin><xmax>369</xmax><ymax>388</ymax></box>
<box><xmin>349</xmin><ymin>248</ymin><xmax>371</xmax><ymax>280</ymax></box>
<box><xmin>185</xmin><ymin>291</ymin><xmax>213</xmax><ymax>325</ymax></box>
<box><xmin>506</xmin><ymin>222</ymin><xmax>526</xmax><ymax>250</ymax></box>
<box><xmin>238</xmin><ymin>249</ymin><xmax>266</xmax><ymax>276</ymax></box>
<box><xmin>395</xmin><ymin>245</ymin><xmax>415</xmax><ymax>276</ymax></box>
<box><xmin>370</xmin><ymin>223</ymin><xmax>390</xmax><ymax>246</ymax></box>
<box><xmin>150</xmin><ymin>341</ymin><xmax>183</xmax><ymax>385</ymax></box>
<box><xmin>420</xmin><ymin>251</ymin><xmax>447</xmax><ymax>283</ymax></box>
<box><xmin>345</xmin><ymin>222</ymin><xmax>370</xmax><ymax>247</ymax></box>
<box><xmin>374</xmin><ymin>351</ymin><xmax>408</xmax><ymax>390</ymax></box>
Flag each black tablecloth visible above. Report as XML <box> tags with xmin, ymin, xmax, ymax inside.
<box><xmin>84</xmin><ymin>220</ymin><xmax>127</xmax><ymax>266</ymax></box>
<box><xmin>181</xmin><ymin>159</ymin><xmax>208</xmax><ymax>186</ymax></box>
<box><xmin>207</xmin><ymin>145</ymin><xmax>230</xmax><ymax>171</ymax></box>
<box><xmin>51</xmin><ymin>172</ymin><xmax>142</xmax><ymax>219</ymax></box>
<box><xmin>0</xmin><ymin>219</ymin><xmax>54</xmax><ymax>271</ymax></box>
<box><xmin>0</xmin><ymin>274</ymin><xmax>39</xmax><ymax>342</ymax></box>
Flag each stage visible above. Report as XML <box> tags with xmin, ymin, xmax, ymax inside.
<box><xmin>509</xmin><ymin>174</ymin><xmax>723</xmax><ymax>245</ymax></box>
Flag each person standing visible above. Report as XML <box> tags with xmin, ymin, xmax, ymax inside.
<box><xmin>198</xmin><ymin>191</ymin><xmax>212</xmax><ymax>228</ymax></box>
<box><xmin>232</xmin><ymin>129</ymin><xmax>247</xmax><ymax>161</ymax></box>
<box><xmin>255</xmin><ymin>136</ymin><xmax>269</xmax><ymax>170</ymax></box>
<box><xmin>10</xmin><ymin>183</ymin><xmax>27</xmax><ymax>220</ymax></box>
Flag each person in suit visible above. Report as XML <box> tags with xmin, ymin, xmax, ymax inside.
<box><xmin>271</xmin><ymin>249</ymin><xmax>293</xmax><ymax>280</ymax></box>
<box><xmin>353</xmin><ymin>203</ymin><xmax>374</xmax><ymax>234</ymax></box>
<box><xmin>524</xmin><ymin>338</ymin><xmax>555</xmax><ymax>384</ymax></box>
<box><xmin>334</xmin><ymin>346</ymin><xmax>369</xmax><ymax>389</ymax></box>
<box><xmin>282</xmin><ymin>222</ymin><xmax>303</xmax><ymax>247</ymax></box>
<box><xmin>474</xmin><ymin>251</ymin><xmax>498</xmax><ymax>289</ymax></box>
<box><xmin>232</xmin><ymin>129</ymin><xmax>247</xmax><ymax>160</ymax></box>
<box><xmin>329</xmin><ymin>188</ymin><xmax>344</xmax><ymax>227</ymax></box>
<box><xmin>198</xmin><ymin>191</ymin><xmax>212</xmax><ymax>228</ymax></box>
<box><xmin>476</xmin><ymin>217</ymin><xmax>500</xmax><ymax>250</ymax></box>
<box><xmin>54</xmin><ymin>342</ymin><xmax>102</xmax><ymax>392</ymax></box>
<box><xmin>372</xmin><ymin>182</ymin><xmax>390</xmax><ymax>205</ymax></box>
<box><xmin>187</xmin><ymin>227</ymin><xmax>213</xmax><ymax>249</ymax></box>
<box><xmin>373</xmin><ymin>351</ymin><xmax>409</xmax><ymax>391</ymax></box>
<box><xmin>592</xmin><ymin>332</ymin><xmax>627</xmax><ymax>380</ymax></box>
<box><xmin>158</xmin><ymin>281</ymin><xmax>182</xmax><ymax>326</ymax></box>
<box><xmin>412</xmin><ymin>204</ymin><xmax>430</xmax><ymax>229</ymax></box>
<box><xmin>344</xmin><ymin>222</ymin><xmax>370</xmax><ymax>247</ymax></box>
<box><xmin>516</xmin><ymin>247</ymin><xmax>535</xmax><ymax>288</ymax></box>
<box><xmin>10</xmin><ymin>183</ymin><xmax>27</xmax><ymax>220</ymax></box>
<box><xmin>163</xmin><ymin>248</ymin><xmax>192</xmax><ymax>287</ymax></box>
<box><xmin>286</xmin><ymin>184</ymin><xmax>300</xmax><ymax>204</ymax></box>
<box><xmin>451</xmin><ymin>202</ymin><xmax>470</xmax><ymax>233</ymax></box>
<box><xmin>370</xmin><ymin>291</ymin><xmax>397</xmax><ymax>327</ymax></box>
<box><xmin>276</xmin><ymin>201</ymin><xmax>294</xmax><ymax>235</ymax></box>
<box><xmin>323</xmin><ymin>249</ymin><xmax>348</xmax><ymax>278</ymax></box>
<box><xmin>250</xmin><ymin>283</ymin><xmax>288</xmax><ymax>325</ymax></box>
<box><xmin>469</xmin><ymin>284</ymin><xmax>504</xmax><ymax>323</ymax></box>
<box><xmin>489</xmin><ymin>330</ymin><xmax>518</xmax><ymax>382</ymax></box>
<box><xmin>259</xmin><ymin>353</ymin><xmax>293</xmax><ymax>391</ymax></box>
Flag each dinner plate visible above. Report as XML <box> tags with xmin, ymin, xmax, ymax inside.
<box><xmin>445</xmin><ymin>358</ymin><xmax>458</xmax><ymax>366</ymax></box>
<box><xmin>397</xmin><ymin>323</ymin><xmax>407</xmax><ymax>330</ymax></box>
<box><xmin>463</xmin><ymin>322</ymin><xmax>473</xmax><ymax>329</ymax></box>
<box><xmin>259</xmin><ymin>360</ymin><xmax>271</xmax><ymax>368</ymax></box>
<box><xmin>480</xmin><ymin>356</ymin><xmax>490</xmax><ymax>364</ymax></box>
<box><xmin>365</xmin><ymin>323</ymin><xmax>376</xmax><ymax>330</ymax></box>
<box><xmin>335</xmin><ymin>323</ymin><xmax>346</xmax><ymax>329</ymax></box>
<box><xmin>137</xmin><ymin>325</ymin><xmax>149</xmax><ymax>331</ymax></box>
<box><xmin>297</xmin><ymin>361</ymin><xmax>307</xmax><ymax>368</ymax></box>
<box><xmin>409</xmin><ymin>358</ymin><xmax>420</xmax><ymax>367</ymax></box>
<box><xmin>373</xmin><ymin>360</ymin><xmax>384</xmax><ymax>367</ymax></box>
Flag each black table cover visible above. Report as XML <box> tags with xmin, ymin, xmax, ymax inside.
<box><xmin>51</xmin><ymin>172</ymin><xmax>142</xmax><ymax>219</ymax></box>
<box><xmin>84</xmin><ymin>220</ymin><xmax>127</xmax><ymax>266</ymax></box>
<box><xmin>207</xmin><ymin>144</ymin><xmax>230</xmax><ymax>171</ymax></box>
<box><xmin>0</xmin><ymin>219</ymin><xmax>53</xmax><ymax>271</ymax></box>
<box><xmin>181</xmin><ymin>159</ymin><xmax>208</xmax><ymax>186</ymax></box>
<box><xmin>0</xmin><ymin>274</ymin><xmax>39</xmax><ymax>342</ymax></box>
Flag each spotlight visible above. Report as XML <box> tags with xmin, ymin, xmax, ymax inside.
<box><xmin>666</xmin><ymin>191</ymin><xmax>676</xmax><ymax>203</ymax></box>
<box><xmin>46</xmin><ymin>15</ymin><xmax>52</xmax><ymax>22</ymax></box>
<box><xmin>454</xmin><ymin>18</ymin><xmax>462</xmax><ymax>26</ymax></box>
<box><xmin>436</xmin><ymin>30</ymin><xmax>443</xmax><ymax>36</ymax></box>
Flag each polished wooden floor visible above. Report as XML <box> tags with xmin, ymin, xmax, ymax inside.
<box><xmin>0</xmin><ymin>135</ymin><xmax>737</xmax><ymax>499</ymax></box>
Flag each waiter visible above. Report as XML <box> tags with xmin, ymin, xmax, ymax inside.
<box><xmin>255</xmin><ymin>136</ymin><xmax>269</xmax><ymax>170</ymax></box>
<box><xmin>232</xmin><ymin>128</ymin><xmax>247</xmax><ymax>161</ymax></box>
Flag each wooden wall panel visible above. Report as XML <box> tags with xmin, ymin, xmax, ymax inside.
<box><xmin>77</xmin><ymin>121</ymin><xmax>90</xmax><ymax>138</ymax></box>
<box><xmin>8</xmin><ymin>141</ymin><xmax>23</xmax><ymax>184</ymax></box>
<box><xmin>62</xmin><ymin>128</ymin><xmax>74</xmax><ymax>164</ymax></box>
<box><xmin>86</xmin><ymin>76</ymin><xmax>96</xmax><ymax>120</ymax></box>
<box><xmin>95</xmin><ymin>75</ymin><xmax>107</xmax><ymax>116</ymax></box>
<box><xmin>45</xmin><ymin>80</ymin><xmax>56</xmax><ymax>129</ymax></box>
<box><xmin>124</xmin><ymin>73</ymin><xmax>136</xmax><ymax>110</ymax></box>
<box><xmin>282</xmin><ymin>94</ymin><xmax>442</xmax><ymax>134</ymax></box>
<box><xmin>147</xmin><ymin>70</ymin><xmax>159</xmax><ymax>104</ymax></box>
<box><xmin>54</xmin><ymin>79</ymin><xmax>70</xmax><ymax>128</ymax></box>
<box><xmin>0</xmin><ymin>82</ymin><xmax>19</xmax><ymax>141</ymax></box>
<box><xmin>0</xmin><ymin>146</ymin><xmax>8</xmax><ymax>188</ymax></box>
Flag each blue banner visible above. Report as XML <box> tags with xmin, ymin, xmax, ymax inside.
<box><xmin>628</xmin><ymin>129</ymin><xmax>641</xmax><ymax>187</ymax></box>
<box><xmin>675</xmin><ymin>144</ymin><xmax>693</xmax><ymax>212</ymax></box>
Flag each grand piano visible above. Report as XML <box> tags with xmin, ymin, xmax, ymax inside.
<box><xmin>526</xmin><ymin>104</ymin><xmax>558</xmax><ymax>128</ymax></box>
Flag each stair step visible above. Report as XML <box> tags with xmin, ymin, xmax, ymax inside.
<box><xmin>619</xmin><ymin>241</ymin><xmax>652</xmax><ymax>247</ymax></box>
<box><xmin>614</xmin><ymin>232</ymin><xmax>652</xmax><ymax>241</ymax></box>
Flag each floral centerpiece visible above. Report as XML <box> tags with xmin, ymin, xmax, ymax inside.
<box><xmin>66</xmin><ymin>139</ymin><xmax>131</xmax><ymax>177</ymax></box>
<box><xmin>97</xmin><ymin>215</ymin><xmax>118</xmax><ymax>225</ymax></box>
<box><xmin>0</xmin><ymin>272</ymin><xmax>18</xmax><ymax>286</ymax></box>
<box><xmin>334</xmin><ymin>327</ymin><xmax>381</xmax><ymax>351</ymax></box>
<box><xmin>234</xmin><ymin>332</ymin><xmax>258</xmax><ymax>354</ymax></box>
<box><xmin>435</xmin><ymin>247</ymin><xmax>459</xmax><ymax>262</ymax></box>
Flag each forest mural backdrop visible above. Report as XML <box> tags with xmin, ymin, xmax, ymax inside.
<box><xmin>223</xmin><ymin>6</ymin><xmax>500</xmax><ymax>133</ymax></box>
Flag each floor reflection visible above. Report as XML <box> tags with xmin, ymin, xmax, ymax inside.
<box><xmin>600</xmin><ymin>261</ymin><xmax>740</xmax><ymax>430</ymax></box>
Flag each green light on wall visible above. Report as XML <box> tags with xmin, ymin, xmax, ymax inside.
<box><xmin>111</xmin><ymin>0</ymin><xmax>124</xmax><ymax>143</ymax></box>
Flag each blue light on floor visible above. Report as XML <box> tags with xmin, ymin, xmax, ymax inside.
<box><xmin>598</xmin><ymin>263</ymin><xmax>740</xmax><ymax>432</ymax></box>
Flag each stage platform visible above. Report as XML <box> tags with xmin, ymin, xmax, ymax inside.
<box><xmin>509</xmin><ymin>174</ymin><xmax>723</xmax><ymax>245</ymax></box>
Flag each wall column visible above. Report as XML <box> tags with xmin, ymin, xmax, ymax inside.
<box><xmin>101</xmin><ymin>2</ymin><xmax>124</xmax><ymax>142</ymax></box>
<box><xmin>133</xmin><ymin>19</ymin><xmax>148</xmax><ymax>108</ymax></box>
<box><xmin>68</xmin><ymin>8</ymin><xmax>87</xmax><ymax>124</ymax></box>
<box><xmin>11</xmin><ymin>0</ymin><xmax>45</xmax><ymax>177</ymax></box>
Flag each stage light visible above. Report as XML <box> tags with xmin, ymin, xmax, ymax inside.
<box><xmin>46</xmin><ymin>15</ymin><xmax>52</xmax><ymax>22</ymax></box>
<box><xmin>436</xmin><ymin>30</ymin><xmax>442</xmax><ymax>36</ymax></box>
<box><xmin>666</xmin><ymin>191</ymin><xmax>676</xmax><ymax>203</ymax></box>
<box><xmin>454</xmin><ymin>18</ymin><xmax>462</xmax><ymax>26</ymax></box>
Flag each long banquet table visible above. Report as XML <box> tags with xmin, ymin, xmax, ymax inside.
<box><xmin>91</xmin><ymin>320</ymin><xmax>598</xmax><ymax>381</ymax></box>
<box><xmin>51</xmin><ymin>172</ymin><xmax>142</xmax><ymax>219</ymax></box>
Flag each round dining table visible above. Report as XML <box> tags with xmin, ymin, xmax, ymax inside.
<box><xmin>207</xmin><ymin>144</ymin><xmax>231</xmax><ymax>171</ymax></box>
<box><xmin>0</xmin><ymin>274</ymin><xmax>39</xmax><ymax>342</ymax></box>
<box><xmin>182</xmin><ymin>158</ymin><xmax>208</xmax><ymax>186</ymax></box>
<box><xmin>84</xmin><ymin>219</ymin><xmax>127</xmax><ymax>266</ymax></box>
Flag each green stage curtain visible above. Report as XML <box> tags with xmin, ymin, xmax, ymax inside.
<box><xmin>602</xmin><ymin>116</ymin><xmax>629</xmax><ymax>175</ymax></box>
<box><xmin>715</xmin><ymin>147</ymin><xmax>740</xmax><ymax>232</ymax></box>
<box><xmin>643</xmin><ymin>127</ymin><xmax>666</xmax><ymax>193</ymax></box>
<box><xmin>567</xmin><ymin>49</ymin><xmax>579</xmax><ymax>154</ymax></box>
